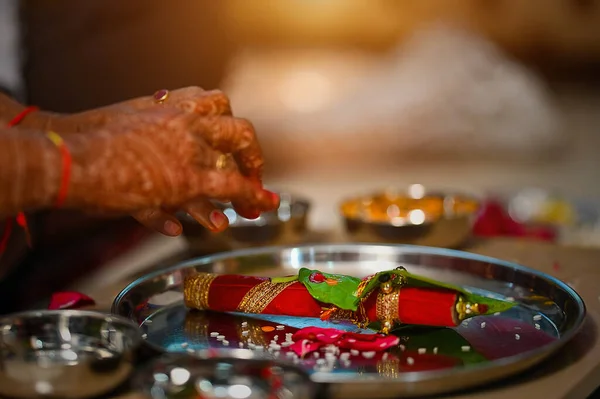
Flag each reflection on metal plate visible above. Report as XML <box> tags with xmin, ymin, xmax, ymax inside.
<box><xmin>112</xmin><ymin>244</ymin><xmax>585</xmax><ymax>398</ymax></box>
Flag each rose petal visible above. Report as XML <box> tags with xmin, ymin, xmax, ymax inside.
<box><xmin>289</xmin><ymin>339</ymin><xmax>325</xmax><ymax>358</ymax></box>
<box><xmin>338</xmin><ymin>335</ymin><xmax>399</xmax><ymax>352</ymax></box>
<box><xmin>343</xmin><ymin>332</ymin><xmax>381</xmax><ymax>342</ymax></box>
<box><xmin>292</xmin><ymin>327</ymin><xmax>343</xmax><ymax>344</ymax></box>
<box><xmin>48</xmin><ymin>292</ymin><xmax>95</xmax><ymax>310</ymax></box>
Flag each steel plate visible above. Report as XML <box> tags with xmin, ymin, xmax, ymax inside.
<box><xmin>112</xmin><ymin>244</ymin><xmax>586</xmax><ymax>398</ymax></box>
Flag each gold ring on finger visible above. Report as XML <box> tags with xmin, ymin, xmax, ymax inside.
<box><xmin>216</xmin><ymin>153</ymin><xmax>230</xmax><ymax>170</ymax></box>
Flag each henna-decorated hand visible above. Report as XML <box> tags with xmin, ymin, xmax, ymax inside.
<box><xmin>54</xmin><ymin>87</ymin><xmax>233</xmax><ymax>131</ymax></box>
<box><xmin>65</xmin><ymin>107</ymin><xmax>278</xmax><ymax>234</ymax></box>
<box><xmin>51</xmin><ymin>87</ymin><xmax>274</xmax><ymax>236</ymax></box>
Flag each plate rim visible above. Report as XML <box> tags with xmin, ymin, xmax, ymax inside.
<box><xmin>111</xmin><ymin>243</ymin><xmax>587</xmax><ymax>394</ymax></box>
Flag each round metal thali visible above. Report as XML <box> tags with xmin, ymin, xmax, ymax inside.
<box><xmin>112</xmin><ymin>244</ymin><xmax>586</xmax><ymax>398</ymax></box>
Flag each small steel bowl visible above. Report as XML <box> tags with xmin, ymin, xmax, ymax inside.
<box><xmin>340</xmin><ymin>186</ymin><xmax>480</xmax><ymax>248</ymax></box>
<box><xmin>0</xmin><ymin>310</ymin><xmax>142</xmax><ymax>399</ymax></box>
<box><xmin>133</xmin><ymin>350</ymin><xmax>315</xmax><ymax>399</ymax></box>
<box><xmin>179</xmin><ymin>191</ymin><xmax>311</xmax><ymax>247</ymax></box>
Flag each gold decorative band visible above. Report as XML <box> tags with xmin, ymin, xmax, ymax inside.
<box><xmin>235</xmin><ymin>322</ymin><xmax>268</xmax><ymax>348</ymax></box>
<box><xmin>183</xmin><ymin>310</ymin><xmax>209</xmax><ymax>338</ymax></box>
<box><xmin>376</xmin><ymin>288</ymin><xmax>400</xmax><ymax>323</ymax></box>
<box><xmin>237</xmin><ymin>280</ymin><xmax>296</xmax><ymax>314</ymax></box>
<box><xmin>355</xmin><ymin>275</ymin><xmax>373</xmax><ymax>298</ymax></box>
<box><xmin>183</xmin><ymin>273</ymin><xmax>218</xmax><ymax>310</ymax></box>
<box><xmin>454</xmin><ymin>295</ymin><xmax>482</xmax><ymax>323</ymax></box>
<box><xmin>327</xmin><ymin>305</ymin><xmax>368</xmax><ymax>327</ymax></box>
<box><xmin>377</xmin><ymin>357</ymin><xmax>401</xmax><ymax>379</ymax></box>
<box><xmin>327</xmin><ymin>308</ymin><xmax>355</xmax><ymax>320</ymax></box>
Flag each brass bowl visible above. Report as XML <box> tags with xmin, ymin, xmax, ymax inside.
<box><xmin>340</xmin><ymin>187</ymin><xmax>480</xmax><ymax>248</ymax></box>
<box><xmin>178</xmin><ymin>191</ymin><xmax>311</xmax><ymax>248</ymax></box>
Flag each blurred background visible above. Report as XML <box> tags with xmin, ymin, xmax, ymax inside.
<box><xmin>2</xmin><ymin>0</ymin><xmax>600</xmax><ymax>309</ymax></box>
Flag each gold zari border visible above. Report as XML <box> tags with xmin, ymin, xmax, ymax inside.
<box><xmin>183</xmin><ymin>273</ymin><xmax>218</xmax><ymax>310</ymax></box>
<box><xmin>237</xmin><ymin>280</ymin><xmax>296</xmax><ymax>314</ymax></box>
<box><xmin>376</xmin><ymin>288</ymin><xmax>400</xmax><ymax>323</ymax></box>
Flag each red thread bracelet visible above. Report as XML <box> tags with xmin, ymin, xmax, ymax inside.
<box><xmin>6</xmin><ymin>106</ymin><xmax>39</xmax><ymax>128</ymax></box>
<box><xmin>0</xmin><ymin>218</ymin><xmax>14</xmax><ymax>255</ymax></box>
<box><xmin>0</xmin><ymin>106</ymin><xmax>40</xmax><ymax>256</ymax></box>
<box><xmin>45</xmin><ymin>131</ymin><xmax>72</xmax><ymax>208</ymax></box>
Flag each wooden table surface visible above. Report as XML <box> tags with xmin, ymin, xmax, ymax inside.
<box><xmin>72</xmin><ymin>234</ymin><xmax>600</xmax><ymax>399</ymax></box>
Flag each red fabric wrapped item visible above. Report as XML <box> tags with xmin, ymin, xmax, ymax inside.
<box><xmin>183</xmin><ymin>272</ymin><xmax>480</xmax><ymax>329</ymax></box>
<box><xmin>48</xmin><ymin>291</ymin><xmax>95</xmax><ymax>310</ymax></box>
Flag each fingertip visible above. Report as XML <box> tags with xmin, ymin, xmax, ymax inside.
<box><xmin>264</xmin><ymin>190</ymin><xmax>280</xmax><ymax>208</ymax></box>
<box><xmin>253</xmin><ymin>188</ymin><xmax>280</xmax><ymax>211</ymax></box>
<box><xmin>183</xmin><ymin>199</ymin><xmax>230</xmax><ymax>233</ymax></box>
<box><xmin>241</xmin><ymin>209</ymin><xmax>261</xmax><ymax>220</ymax></box>
<box><xmin>163</xmin><ymin>220</ymin><xmax>183</xmax><ymax>236</ymax></box>
<box><xmin>133</xmin><ymin>209</ymin><xmax>183</xmax><ymax>237</ymax></box>
<box><xmin>209</xmin><ymin>210</ymin><xmax>229</xmax><ymax>232</ymax></box>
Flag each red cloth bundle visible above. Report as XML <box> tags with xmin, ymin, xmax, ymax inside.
<box><xmin>184</xmin><ymin>273</ymin><xmax>462</xmax><ymax>328</ymax></box>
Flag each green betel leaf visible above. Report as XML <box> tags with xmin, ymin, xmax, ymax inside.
<box><xmin>392</xmin><ymin>326</ymin><xmax>488</xmax><ymax>365</ymax></box>
<box><xmin>297</xmin><ymin>268</ymin><xmax>362</xmax><ymax>311</ymax></box>
<box><xmin>271</xmin><ymin>275</ymin><xmax>299</xmax><ymax>284</ymax></box>
<box><xmin>465</xmin><ymin>293</ymin><xmax>516</xmax><ymax>315</ymax></box>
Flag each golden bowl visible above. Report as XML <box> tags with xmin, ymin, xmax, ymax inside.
<box><xmin>340</xmin><ymin>187</ymin><xmax>480</xmax><ymax>248</ymax></box>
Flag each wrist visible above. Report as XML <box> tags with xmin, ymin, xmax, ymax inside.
<box><xmin>25</xmin><ymin>131</ymin><xmax>84</xmax><ymax>211</ymax></box>
<box><xmin>27</xmin><ymin>131</ymin><xmax>70</xmax><ymax>211</ymax></box>
<box><xmin>15</xmin><ymin>109</ymin><xmax>62</xmax><ymax>131</ymax></box>
<box><xmin>51</xmin><ymin>109</ymin><xmax>113</xmax><ymax>134</ymax></box>
<box><xmin>61</xmin><ymin>131</ymin><xmax>118</xmax><ymax>212</ymax></box>
<box><xmin>0</xmin><ymin>130</ymin><xmax>63</xmax><ymax>214</ymax></box>
<box><xmin>13</xmin><ymin>109</ymin><xmax>110</xmax><ymax>134</ymax></box>
<box><xmin>60</xmin><ymin>133</ymin><xmax>95</xmax><ymax>209</ymax></box>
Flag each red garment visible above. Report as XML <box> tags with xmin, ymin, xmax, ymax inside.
<box><xmin>190</xmin><ymin>274</ymin><xmax>459</xmax><ymax>327</ymax></box>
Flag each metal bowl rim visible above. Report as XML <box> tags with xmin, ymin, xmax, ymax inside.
<box><xmin>338</xmin><ymin>190</ymin><xmax>481</xmax><ymax>226</ymax></box>
<box><xmin>227</xmin><ymin>196</ymin><xmax>311</xmax><ymax>227</ymax></box>
<box><xmin>140</xmin><ymin>349</ymin><xmax>312</xmax><ymax>370</ymax></box>
<box><xmin>112</xmin><ymin>243</ymin><xmax>586</xmax><ymax>386</ymax></box>
<box><xmin>178</xmin><ymin>195</ymin><xmax>311</xmax><ymax>228</ymax></box>
<box><xmin>0</xmin><ymin>309</ymin><xmax>144</xmax><ymax>349</ymax></box>
<box><xmin>134</xmin><ymin>351</ymin><xmax>315</xmax><ymax>395</ymax></box>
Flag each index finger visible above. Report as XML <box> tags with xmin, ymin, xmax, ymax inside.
<box><xmin>190</xmin><ymin>170</ymin><xmax>278</xmax><ymax>212</ymax></box>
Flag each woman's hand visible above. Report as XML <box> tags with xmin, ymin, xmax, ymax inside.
<box><xmin>65</xmin><ymin>106</ymin><xmax>279</xmax><ymax>235</ymax></box>
<box><xmin>52</xmin><ymin>87</ymin><xmax>274</xmax><ymax>236</ymax></box>
<box><xmin>51</xmin><ymin>87</ymin><xmax>232</xmax><ymax>131</ymax></box>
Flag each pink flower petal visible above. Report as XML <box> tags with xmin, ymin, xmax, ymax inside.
<box><xmin>48</xmin><ymin>292</ymin><xmax>95</xmax><ymax>310</ymax></box>
<box><xmin>338</xmin><ymin>335</ymin><xmax>399</xmax><ymax>352</ymax></box>
<box><xmin>292</xmin><ymin>327</ymin><xmax>342</xmax><ymax>344</ymax></box>
<box><xmin>289</xmin><ymin>339</ymin><xmax>325</xmax><ymax>358</ymax></box>
<box><xmin>343</xmin><ymin>332</ymin><xmax>381</xmax><ymax>342</ymax></box>
<box><xmin>290</xmin><ymin>327</ymin><xmax>401</xmax><ymax>356</ymax></box>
